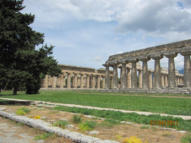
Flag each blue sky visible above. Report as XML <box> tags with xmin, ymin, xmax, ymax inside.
<box><xmin>22</xmin><ymin>0</ymin><xmax>191</xmax><ymax>70</ymax></box>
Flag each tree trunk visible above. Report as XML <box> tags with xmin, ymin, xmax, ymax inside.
<box><xmin>13</xmin><ymin>87</ymin><xmax>18</xmax><ymax>95</ymax></box>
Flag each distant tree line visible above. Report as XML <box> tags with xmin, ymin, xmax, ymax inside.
<box><xmin>0</xmin><ymin>0</ymin><xmax>61</xmax><ymax>95</ymax></box>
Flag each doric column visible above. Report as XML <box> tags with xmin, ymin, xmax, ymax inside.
<box><xmin>161</xmin><ymin>74</ymin><xmax>165</xmax><ymax>88</ymax></box>
<box><xmin>102</xmin><ymin>76</ymin><xmax>105</xmax><ymax>88</ymax></box>
<box><xmin>138</xmin><ymin>70</ymin><xmax>142</xmax><ymax>88</ymax></box>
<box><xmin>148</xmin><ymin>71</ymin><xmax>153</xmax><ymax>89</ymax></box>
<box><xmin>67</xmin><ymin>73</ymin><xmax>71</xmax><ymax>88</ymax></box>
<box><xmin>86</xmin><ymin>74</ymin><xmax>90</xmax><ymax>88</ymax></box>
<box><xmin>43</xmin><ymin>75</ymin><xmax>48</xmax><ymax>88</ymax></box>
<box><xmin>165</xmin><ymin>53</ymin><xmax>177</xmax><ymax>88</ymax></box>
<box><xmin>92</xmin><ymin>75</ymin><xmax>96</xmax><ymax>88</ymax></box>
<box><xmin>110</xmin><ymin>76</ymin><xmax>114</xmax><ymax>88</ymax></box>
<box><xmin>127</xmin><ymin>68</ymin><xmax>131</xmax><ymax>88</ymax></box>
<box><xmin>121</xmin><ymin>62</ymin><xmax>127</xmax><ymax>89</ymax></box>
<box><xmin>152</xmin><ymin>56</ymin><xmax>162</xmax><ymax>89</ymax></box>
<box><xmin>74</xmin><ymin>73</ymin><xmax>78</xmax><ymax>88</ymax></box>
<box><xmin>60</xmin><ymin>74</ymin><xmax>64</xmax><ymax>88</ymax></box>
<box><xmin>97</xmin><ymin>75</ymin><xmax>101</xmax><ymax>89</ymax></box>
<box><xmin>112</xmin><ymin>64</ymin><xmax>118</xmax><ymax>89</ymax></box>
<box><xmin>131</xmin><ymin>61</ymin><xmax>137</xmax><ymax>88</ymax></box>
<box><xmin>141</xmin><ymin>58</ymin><xmax>149</xmax><ymax>89</ymax></box>
<box><xmin>80</xmin><ymin>74</ymin><xmax>83</xmax><ymax>88</ymax></box>
<box><xmin>104</xmin><ymin>64</ymin><xmax>110</xmax><ymax>89</ymax></box>
<box><xmin>53</xmin><ymin>77</ymin><xmax>57</xmax><ymax>88</ymax></box>
<box><xmin>181</xmin><ymin>52</ymin><xmax>191</xmax><ymax>88</ymax></box>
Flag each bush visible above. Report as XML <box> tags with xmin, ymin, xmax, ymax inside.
<box><xmin>181</xmin><ymin>134</ymin><xmax>191</xmax><ymax>143</ymax></box>
<box><xmin>53</xmin><ymin>120</ymin><xmax>68</xmax><ymax>129</ymax></box>
<box><xmin>16</xmin><ymin>107</ymin><xmax>30</xmax><ymax>115</ymax></box>
<box><xmin>72</xmin><ymin>115</ymin><xmax>82</xmax><ymax>124</ymax></box>
<box><xmin>79</xmin><ymin>121</ymin><xmax>97</xmax><ymax>131</ymax></box>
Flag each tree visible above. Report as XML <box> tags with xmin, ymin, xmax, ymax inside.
<box><xmin>0</xmin><ymin>0</ymin><xmax>61</xmax><ymax>95</ymax></box>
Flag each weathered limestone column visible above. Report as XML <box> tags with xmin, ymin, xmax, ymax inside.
<box><xmin>161</xmin><ymin>74</ymin><xmax>165</xmax><ymax>88</ymax></box>
<box><xmin>127</xmin><ymin>68</ymin><xmax>131</xmax><ymax>88</ymax></box>
<box><xmin>92</xmin><ymin>75</ymin><xmax>96</xmax><ymax>88</ymax></box>
<box><xmin>67</xmin><ymin>73</ymin><xmax>71</xmax><ymax>88</ymax></box>
<box><xmin>97</xmin><ymin>75</ymin><xmax>101</xmax><ymax>89</ymax></box>
<box><xmin>112</xmin><ymin>64</ymin><xmax>118</xmax><ymax>89</ymax></box>
<box><xmin>102</xmin><ymin>76</ymin><xmax>105</xmax><ymax>88</ymax></box>
<box><xmin>110</xmin><ymin>76</ymin><xmax>114</xmax><ymax>88</ymax></box>
<box><xmin>152</xmin><ymin>56</ymin><xmax>162</xmax><ymax>89</ymax></box>
<box><xmin>138</xmin><ymin>70</ymin><xmax>142</xmax><ymax>88</ymax></box>
<box><xmin>131</xmin><ymin>61</ymin><xmax>138</xmax><ymax>88</ymax></box>
<box><xmin>105</xmin><ymin>65</ymin><xmax>110</xmax><ymax>89</ymax></box>
<box><xmin>74</xmin><ymin>73</ymin><xmax>78</xmax><ymax>88</ymax></box>
<box><xmin>148</xmin><ymin>71</ymin><xmax>153</xmax><ymax>89</ymax></box>
<box><xmin>141</xmin><ymin>58</ymin><xmax>149</xmax><ymax>89</ymax></box>
<box><xmin>60</xmin><ymin>74</ymin><xmax>64</xmax><ymax>88</ymax></box>
<box><xmin>53</xmin><ymin>77</ymin><xmax>57</xmax><ymax>88</ymax></box>
<box><xmin>181</xmin><ymin>52</ymin><xmax>191</xmax><ymax>88</ymax></box>
<box><xmin>80</xmin><ymin>74</ymin><xmax>84</xmax><ymax>88</ymax></box>
<box><xmin>43</xmin><ymin>75</ymin><xmax>48</xmax><ymax>88</ymax></box>
<box><xmin>121</xmin><ymin>62</ymin><xmax>127</xmax><ymax>89</ymax></box>
<box><xmin>165</xmin><ymin>53</ymin><xmax>177</xmax><ymax>88</ymax></box>
<box><xmin>86</xmin><ymin>74</ymin><xmax>90</xmax><ymax>88</ymax></box>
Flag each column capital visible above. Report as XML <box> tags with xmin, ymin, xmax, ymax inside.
<box><xmin>150</xmin><ymin>54</ymin><xmax>163</xmax><ymax>60</ymax></box>
<box><xmin>181</xmin><ymin>51</ymin><xmax>191</xmax><ymax>56</ymax></box>
<box><xmin>164</xmin><ymin>52</ymin><xmax>177</xmax><ymax>58</ymax></box>
<box><xmin>139</xmin><ymin>56</ymin><xmax>150</xmax><ymax>62</ymax></box>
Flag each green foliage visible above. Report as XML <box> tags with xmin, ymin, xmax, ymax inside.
<box><xmin>53</xmin><ymin>120</ymin><xmax>68</xmax><ymax>129</ymax></box>
<box><xmin>99</xmin><ymin>119</ymin><xmax>120</xmax><ymax>128</ymax></box>
<box><xmin>72</xmin><ymin>115</ymin><xmax>82</xmax><ymax>124</ymax></box>
<box><xmin>0</xmin><ymin>0</ymin><xmax>61</xmax><ymax>95</ymax></box>
<box><xmin>79</xmin><ymin>121</ymin><xmax>97</xmax><ymax>131</ymax></box>
<box><xmin>16</xmin><ymin>107</ymin><xmax>30</xmax><ymax>115</ymax></box>
<box><xmin>54</xmin><ymin>106</ymin><xmax>191</xmax><ymax>132</ymax></box>
<box><xmin>181</xmin><ymin>134</ymin><xmax>191</xmax><ymax>143</ymax></box>
<box><xmin>34</xmin><ymin>132</ymin><xmax>54</xmax><ymax>140</ymax></box>
<box><xmin>2</xmin><ymin>90</ymin><xmax>191</xmax><ymax>116</ymax></box>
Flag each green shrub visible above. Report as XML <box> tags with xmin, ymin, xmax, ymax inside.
<box><xmin>99</xmin><ymin>119</ymin><xmax>120</xmax><ymax>128</ymax></box>
<box><xmin>72</xmin><ymin>115</ymin><xmax>82</xmax><ymax>124</ymax></box>
<box><xmin>181</xmin><ymin>134</ymin><xmax>191</xmax><ymax>143</ymax></box>
<box><xmin>34</xmin><ymin>133</ymin><xmax>54</xmax><ymax>140</ymax></box>
<box><xmin>16</xmin><ymin>107</ymin><xmax>30</xmax><ymax>115</ymax></box>
<box><xmin>79</xmin><ymin>121</ymin><xmax>97</xmax><ymax>131</ymax></box>
<box><xmin>53</xmin><ymin>120</ymin><xmax>68</xmax><ymax>129</ymax></box>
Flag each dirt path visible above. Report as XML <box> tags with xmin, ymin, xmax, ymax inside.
<box><xmin>0</xmin><ymin>116</ymin><xmax>72</xmax><ymax>143</ymax></box>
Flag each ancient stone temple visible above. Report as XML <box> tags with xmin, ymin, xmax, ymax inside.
<box><xmin>41</xmin><ymin>64</ymin><xmax>112</xmax><ymax>89</ymax></box>
<box><xmin>104</xmin><ymin>39</ymin><xmax>191</xmax><ymax>94</ymax></box>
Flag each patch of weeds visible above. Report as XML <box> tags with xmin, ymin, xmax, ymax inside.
<box><xmin>34</xmin><ymin>132</ymin><xmax>54</xmax><ymax>140</ymax></box>
<box><xmin>181</xmin><ymin>134</ymin><xmax>191</xmax><ymax>143</ymax></box>
<box><xmin>151</xmin><ymin>126</ymin><xmax>157</xmax><ymax>131</ymax></box>
<box><xmin>53</xmin><ymin>120</ymin><xmax>68</xmax><ymax>129</ymax></box>
<box><xmin>79</xmin><ymin>121</ymin><xmax>97</xmax><ymax>131</ymax></box>
<box><xmin>140</xmin><ymin>125</ymin><xmax>149</xmax><ymax>129</ymax></box>
<box><xmin>72</xmin><ymin>115</ymin><xmax>82</xmax><ymax>124</ymax></box>
<box><xmin>99</xmin><ymin>119</ymin><xmax>120</xmax><ymax>128</ymax></box>
<box><xmin>16</xmin><ymin>107</ymin><xmax>30</xmax><ymax>115</ymax></box>
<box><xmin>162</xmin><ymin>132</ymin><xmax>172</xmax><ymax>137</ymax></box>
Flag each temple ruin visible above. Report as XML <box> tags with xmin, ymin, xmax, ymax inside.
<box><xmin>103</xmin><ymin>39</ymin><xmax>191</xmax><ymax>94</ymax></box>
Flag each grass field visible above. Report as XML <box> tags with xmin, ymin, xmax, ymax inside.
<box><xmin>1</xmin><ymin>90</ymin><xmax>191</xmax><ymax>116</ymax></box>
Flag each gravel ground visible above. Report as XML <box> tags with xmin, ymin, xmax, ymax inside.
<box><xmin>0</xmin><ymin>117</ymin><xmax>44</xmax><ymax>143</ymax></box>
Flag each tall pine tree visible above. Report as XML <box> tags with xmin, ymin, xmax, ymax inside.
<box><xmin>0</xmin><ymin>0</ymin><xmax>61</xmax><ymax>95</ymax></box>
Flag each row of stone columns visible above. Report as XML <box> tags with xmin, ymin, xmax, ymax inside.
<box><xmin>104</xmin><ymin>53</ymin><xmax>189</xmax><ymax>90</ymax></box>
<box><xmin>42</xmin><ymin>72</ymin><xmax>106</xmax><ymax>89</ymax></box>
